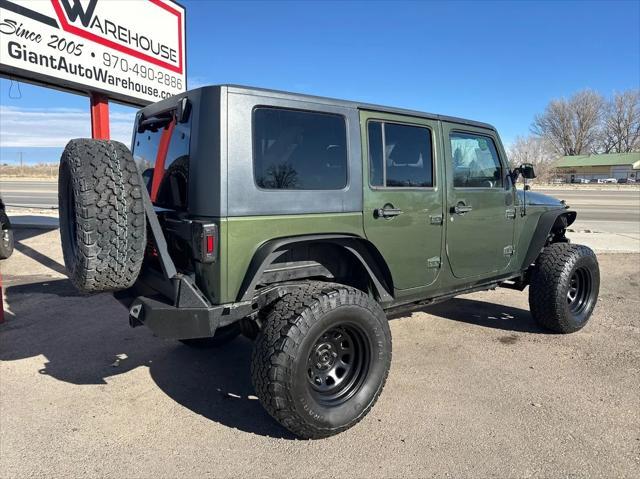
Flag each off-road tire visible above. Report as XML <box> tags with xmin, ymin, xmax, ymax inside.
<box><xmin>179</xmin><ymin>323</ymin><xmax>241</xmax><ymax>348</ymax></box>
<box><xmin>0</xmin><ymin>211</ymin><xmax>14</xmax><ymax>259</ymax></box>
<box><xmin>59</xmin><ymin>139</ymin><xmax>145</xmax><ymax>292</ymax></box>
<box><xmin>529</xmin><ymin>243</ymin><xmax>599</xmax><ymax>333</ymax></box>
<box><xmin>251</xmin><ymin>281</ymin><xmax>392</xmax><ymax>439</ymax></box>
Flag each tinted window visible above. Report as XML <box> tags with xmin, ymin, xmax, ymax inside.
<box><xmin>368</xmin><ymin>121</ymin><xmax>433</xmax><ymax>188</ymax></box>
<box><xmin>368</xmin><ymin>121</ymin><xmax>384</xmax><ymax>187</ymax></box>
<box><xmin>450</xmin><ymin>132</ymin><xmax>503</xmax><ymax>188</ymax></box>
<box><xmin>133</xmin><ymin>116</ymin><xmax>191</xmax><ymax>210</ymax></box>
<box><xmin>253</xmin><ymin>108</ymin><xmax>348</xmax><ymax>190</ymax></box>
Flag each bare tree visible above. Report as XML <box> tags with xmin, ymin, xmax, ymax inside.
<box><xmin>508</xmin><ymin>135</ymin><xmax>557</xmax><ymax>181</ymax></box>
<box><xmin>598</xmin><ymin>90</ymin><xmax>640</xmax><ymax>153</ymax></box>
<box><xmin>532</xmin><ymin>90</ymin><xmax>603</xmax><ymax>155</ymax></box>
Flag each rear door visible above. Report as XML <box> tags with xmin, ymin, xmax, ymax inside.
<box><xmin>443</xmin><ymin>123</ymin><xmax>516</xmax><ymax>279</ymax></box>
<box><xmin>361</xmin><ymin>111</ymin><xmax>444</xmax><ymax>290</ymax></box>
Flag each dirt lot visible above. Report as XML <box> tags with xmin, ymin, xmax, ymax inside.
<box><xmin>1</xmin><ymin>228</ymin><xmax>639</xmax><ymax>478</ymax></box>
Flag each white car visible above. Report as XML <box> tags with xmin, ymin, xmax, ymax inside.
<box><xmin>603</xmin><ymin>178</ymin><xmax>618</xmax><ymax>184</ymax></box>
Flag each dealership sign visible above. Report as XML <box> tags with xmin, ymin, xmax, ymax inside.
<box><xmin>0</xmin><ymin>0</ymin><xmax>186</xmax><ymax>106</ymax></box>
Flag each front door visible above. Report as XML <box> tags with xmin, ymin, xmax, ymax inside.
<box><xmin>361</xmin><ymin>111</ymin><xmax>444</xmax><ymax>290</ymax></box>
<box><xmin>443</xmin><ymin>123</ymin><xmax>516</xmax><ymax>279</ymax></box>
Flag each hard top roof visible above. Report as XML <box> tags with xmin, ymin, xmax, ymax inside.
<box><xmin>219</xmin><ymin>84</ymin><xmax>496</xmax><ymax>130</ymax></box>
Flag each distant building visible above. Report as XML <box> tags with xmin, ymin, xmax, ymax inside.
<box><xmin>554</xmin><ymin>152</ymin><xmax>640</xmax><ymax>182</ymax></box>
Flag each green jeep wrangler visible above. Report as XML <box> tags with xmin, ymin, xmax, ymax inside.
<box><xmin>58</xmin><ymin>85</ymin><xmax>599</xmax><ymax>439</ymax></box>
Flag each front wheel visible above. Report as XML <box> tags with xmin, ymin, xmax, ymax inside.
<box><xmin>251</xmin><ymin>282</ymin><xmax>392</xmax><ymax>439</ymax></box>
<box><xmin>529</xmin><ymin>243</ymin><xmax>600</xmax><ymax>333</ymax></box>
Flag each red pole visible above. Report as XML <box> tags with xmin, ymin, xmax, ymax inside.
<box><xmin>90</xmin><ymin>92</ymin><xmax>110</xmax><ymax>140</ymax></box>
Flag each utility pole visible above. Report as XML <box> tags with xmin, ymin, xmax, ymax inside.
<box><xmin>19</xmin><ymin>151</ymin><xmax>23</xmax><ymax>176</ymax></box>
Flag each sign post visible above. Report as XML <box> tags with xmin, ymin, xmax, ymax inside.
<box><xmin>89</xmin><ymin>92</ymin><xmax>110</xmax><ymax>139</ymax></box>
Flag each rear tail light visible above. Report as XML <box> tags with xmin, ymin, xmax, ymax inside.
<box><xmin>193</xmin><ymin>223</ymin><xmax>217</xmax><ymax>263</ymax></box>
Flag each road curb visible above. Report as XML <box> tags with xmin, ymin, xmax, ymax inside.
<box><xmin>9</xmin><ymin>216</ymin><xmax>59</xmax><ymax>230</ymax></box>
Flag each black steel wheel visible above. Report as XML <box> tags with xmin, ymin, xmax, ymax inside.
<box><xmin>529</xmin><ymin>243</ymin><xmax>600</xmax><ymax>333</ymax></box>
<box><xmin>566</xmin><ymin>266</ymin><xmax>593</xmax><ymax>316</ymax></box>
<box><xmin>306</xmin><ymin>324</ymin><xmax>369</xmax><ymax>406</ymax></box>
<box><xmin>251</xmin><ymin>282</ymin><xmax>391</xmax><ymax>439</ymax></box>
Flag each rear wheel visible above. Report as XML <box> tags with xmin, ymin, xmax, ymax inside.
<box><xmin>251</xmin><ymin>282</ymin><xmax>392</xmax><ymax>439</ymax></box>
<box><xmin>529</xmin><ymin>243</ymin><xmax>599</xmax><ymax>333</ymax></box>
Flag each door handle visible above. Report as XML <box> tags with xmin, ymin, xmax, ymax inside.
<box><xmin>374</xmin><ymin>207</ymin><xmax>403</xmax><ymax>219</ymax></box>
<box><xmin>451</xmin><ymin>203</ymin><xmax>473</xmax><ymax>215</ymax></box>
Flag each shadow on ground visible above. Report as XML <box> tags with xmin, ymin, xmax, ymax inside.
<box><xmin>414</xmin><ymin>297</ymin><xmax>551</xmax><ymax>334</ymax></box>
<box><xmin>12</xmin><ymin>241</ymin><xmax>66</xmax><ymax>275</ymax></box>
<box><xmin>2</xmin><ymin>267</ymin><xmax>546</xmax><ymax>439</ymax></box>
<box><xmin>1</xmin><ymin>278</ymin><xmax>293</xmax><ymax>438</ymax></box>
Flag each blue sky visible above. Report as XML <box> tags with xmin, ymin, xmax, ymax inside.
<box><xmin>1</xmin><ymin>0</ymin><xmax>639</xmax><ymax>164</ymax></box>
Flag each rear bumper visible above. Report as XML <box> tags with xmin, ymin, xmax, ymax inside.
<box><xmin>127</xmin><ymin>295</ymin><xmax>252</xmax><ymax>340</ymax></box>
<box><xmin>113</xmin><ymin>273</ymin><xmax>253</xmax><ymax>340</ymax></box>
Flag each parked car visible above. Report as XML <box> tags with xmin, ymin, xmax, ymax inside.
<box><xmin>57</xmin><ymin>85</ymin><xmax>600</xmax><ymax>439</ymax></box>
<box><xmin>0</xmin><ymin>197</ymin><xmax>14</xmax><ymax>260</ymax></box>
<box><xmin>603</xmin><ymin>178</ymin><xmax>618</xmax><ymax>184</ymax></box>
<box><xmin>550</xmin><ymin>177</ymin><xmax>566</xmax><ymax>184</ymax></box>
<box><xmin>589</xmin><ymin>178</ymin><xmax>600</xmax><ymax>184</ymax></box>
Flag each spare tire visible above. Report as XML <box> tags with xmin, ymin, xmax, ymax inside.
<box><xmin>59</xmin><ymin>139</ymin><xmax>146</xmax><ymax>292</ymax></box>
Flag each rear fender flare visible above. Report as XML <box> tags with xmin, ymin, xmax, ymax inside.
<box><xmin>237</xmin><ymin>234</ymin><xmax>394</xmax><ymax>304</ymax></box>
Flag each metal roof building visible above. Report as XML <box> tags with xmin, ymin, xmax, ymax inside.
<box><xmin>555</xmin><ymin>152</ymin><xmax>640</xmax><ymax>182</ymax></box>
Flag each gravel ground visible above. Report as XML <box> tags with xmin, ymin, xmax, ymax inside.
<box><xmin>1</xmin><ymin>229</ymin><xmax>639</xmax><ymax>478</ymax></box>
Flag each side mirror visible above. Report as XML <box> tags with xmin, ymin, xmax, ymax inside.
<box><xmin>510</xmin><ymin>163</ymin><xmax>537</xmax><ymax>183</ymax></box>
<box><xmin>519</xmin><ymin>163</ymin><xmax>536</xmax><ymax>179</ymax></box>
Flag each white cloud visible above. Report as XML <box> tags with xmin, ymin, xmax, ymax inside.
<box><xmin>0</xmin><ymin>105</ymin><xmax>136</xmax><ymax>147</ymax></box>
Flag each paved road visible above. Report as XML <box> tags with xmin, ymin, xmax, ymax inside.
<box><xmin>1</xmin><ymin>180</ymin><xmax>638</xmax><ymax>234</ymax></box>
<box><xmin>0</xmin><ymin>180</ymin><xmax>59</xmax><ymax>208</ymax></box>
<box><xmin>1</xmin><ymin>228</ymin><xmax>639</xmax><ymax>478</ymax></box>
<box><xmin>536</xmin><ymin>188</ymin><xmax>640</xmax><ymax>235</ymax></box>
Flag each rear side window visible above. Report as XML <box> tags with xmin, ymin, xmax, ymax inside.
<box><xmin>253</xmin><ymin>108</ymin><xmax>348</xmax><ymax>190</ymax></box>
<box><xmin>368</xmin><ymin>121</ymin><xmax>433</xmax><ymax>188</ymax></box>
<box><xmin>450</xmin><ymin>132</ymin><xmax>503</xmax><ymax>188</ymax></box>
<box><xmin>133</xmin><ymin>114</ymin><xmax>191</xmax><ymax>210</ymax></box>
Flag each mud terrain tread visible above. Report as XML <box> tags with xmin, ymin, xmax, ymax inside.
<box><xmin>251</xmin><ymin>281</ymin><xmax>390</xmax><ymax>439</ymax></box>
<box><xmin>59</xmin><ymin>139</ymin><xmax>145</xmax><ymax>292</ymax></box>
<box><xmin>529</xmin><ymin>243</ymin><xmax>598</xmax><ymax>333</ymax></box>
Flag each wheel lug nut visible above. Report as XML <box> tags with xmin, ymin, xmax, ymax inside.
<box><xmin>332</xmin><ymin>352</ymin><xmax>337</xmax><ymax>358</ymax></box>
